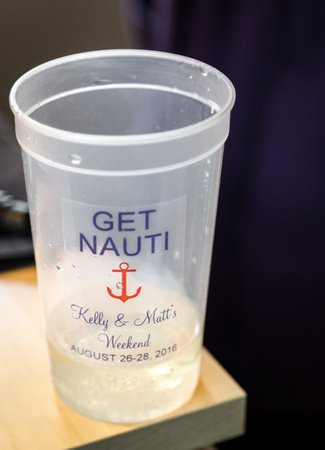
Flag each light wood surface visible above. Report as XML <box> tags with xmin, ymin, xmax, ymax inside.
<box><xmin>0</xmin><ymin>266</ymin><xmax>246</xmax><ymax>450</ymax></box>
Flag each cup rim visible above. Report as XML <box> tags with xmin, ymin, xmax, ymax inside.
<box><xmin>9</xmin><ymin>49</ymin><xmax>235</xmax><ymax>146</ymax></box>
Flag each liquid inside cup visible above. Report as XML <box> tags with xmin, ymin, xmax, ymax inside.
<box><xmin>47</xmin><ymin>283</ymin><xmax>202</xmax><ymax>422</ymax></box>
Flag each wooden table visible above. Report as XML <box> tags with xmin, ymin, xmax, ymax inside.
<box><xmin>0</xmin><ymin>266</ymin><xmax>246</xmax><ymax>450</ymax></box>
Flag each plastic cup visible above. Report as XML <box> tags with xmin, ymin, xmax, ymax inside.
<box><xmin>9</xmin><ymin>50</ymin><xmax>235</xmax><ymax>422</ymax></box>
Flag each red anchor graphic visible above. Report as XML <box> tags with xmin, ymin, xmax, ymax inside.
<box><xmin>107</xmin><ymin>262</ymin><xmax>142</xmax><ymax>303</ymax></box>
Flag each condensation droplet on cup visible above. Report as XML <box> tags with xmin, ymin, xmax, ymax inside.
<box><xmin>204</xmin><ymin>171</ymin><xmax>210</xmax><ymax>178</ymax></box>
<box><xmin>200</xmin><ymin>65</ymin><xmax>208</xmax><ymax>76</ymax></box>
<box><xmin>210</xmin><ymin>101</ymin><xmax>221</xmax><ymax>113</ymax></box>
<box><xmin>116</xmin><ymin>282</ymin><xmax>122</xmax><ymax>289</ymax></box>
<box><xmin>69</xmin><ymin>154</ymin><xmax>82</xmax><ymax>165</ymax></box>
<box><xmin>48</xmin><ymin>244</ymin><xmax>52</xmax><ymax>248</ymax></box>
<box><xmin>191</xmin><ymin>257</ymin><xmax>197</xmax><ymax>265</ymax></box>
<box><xmin>56</xmin><ymin>263</ymin><xmax>62</xmax><ymax>271</ymax></box>
<box><xmin>174</xmin><ymin>249</ymin><xmax>181</xmax><ymax>260</ymax></box>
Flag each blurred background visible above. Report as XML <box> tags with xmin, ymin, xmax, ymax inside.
<box><xmin>1</xmin><ymin>1</ymin><xmax>324</xmax><ymax>449</ymax></box>
<box><xmin>0</xmin><ymin>0</ymin><xmax>129</xmax><ymax>268</ymax></box>
<box><xmin>0</xmin><ymin>0</ymin><xmax>129</xmax><ymax>116</ymax></box>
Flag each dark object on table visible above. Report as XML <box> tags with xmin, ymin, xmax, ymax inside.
<box><xmin>0</xmin><ymin>190</ymin><xmax>31</xmax><ymax>236</ymax></box>
<box><xmin>0</xmin><ymin>112</ymin><xmax>34</xmax><ymax>270</ymax></box>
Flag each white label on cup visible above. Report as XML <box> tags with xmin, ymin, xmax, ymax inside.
<box><xmin>61</xmin><ymin>196</ymin><xmax>186</xmax><ymax>283</ymax></box>
<box><xmin>54</xmin><ymin>197</ymin><xmax>200</xmax><ymax>367</ymax></box>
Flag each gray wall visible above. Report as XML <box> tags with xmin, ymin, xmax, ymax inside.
<box><xmin>0</xmin><ymin>0</ymin><xmax>130</xmax><ymax>117</ymax></box>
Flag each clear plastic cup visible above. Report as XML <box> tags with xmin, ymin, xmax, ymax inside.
<box><xmin>9</xmin><ymin>50</ymin><xmax>235</xmax><ymax>422</ymax></box>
